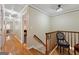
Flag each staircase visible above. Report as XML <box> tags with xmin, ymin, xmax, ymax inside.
<box><xmin>33</xmin><ymin>35</ymin><xmax>46</xmax><ymax>54</ymax></box>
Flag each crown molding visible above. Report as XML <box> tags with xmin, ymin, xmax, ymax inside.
<box><xmin>29</xmin><ymin>5</ymin><xmax>50</xmax><ymax>16</ymax></box>
<box><xmin>29</xmin><ymin>5</ymin><xmax>79</xmax><ymax>17</ymax></box>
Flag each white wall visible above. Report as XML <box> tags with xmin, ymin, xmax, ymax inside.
<box><xmin>50</xmin><ymin>11</ymin><xmax>79</xmax><ymax>32</ymax></box>
<box><xmin>27</xmin><ymin>7</ymin><xmax>50</xmax><ymax>52</ymax></box>
<box><xmin>27</xmin><ymin>6</ymin><xmax>79</xmax><ymax>52</ymax></box>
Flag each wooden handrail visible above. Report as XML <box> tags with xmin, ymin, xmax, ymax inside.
<box><xmin>46</xmin><ymin>31</ymin><xmax>79</xmax><ymax>55</ymax></box>
<box><xmin>46</xmin><ymin>30</ymin><xmax>79</xmax><ymax>34</ymax></box>
<box><xmin>33</xmin><ymin>35</ymin><xmax>46</xmax><ymax>47</ymax></box>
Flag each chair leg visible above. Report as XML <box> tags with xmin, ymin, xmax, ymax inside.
<box><xmin>63</xmin><ymin>47</ymin><xmax>64</xmax><ymax>54</ymax></box>
<box><xmin>68</xmin><ymin>48</ymin><xmax>69</xmax><ymax>54</ymax></box>
<box><xmin>60</xmin><ymin>46</ymin><xmax>61</xmax><ymax>54</ymax></box>
<box><xmin>74</xmin><ymin>48</ymin><xmax>76</xmax><ymax>55</ymax></box>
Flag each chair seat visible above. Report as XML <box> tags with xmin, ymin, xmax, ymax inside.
<box><xmin>58</xmin><ymin>40</ymin><xmax>70</xmax><ymax>47</ymax></box>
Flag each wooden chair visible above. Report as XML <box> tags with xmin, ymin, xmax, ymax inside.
<box><xmin>56</xmin><ymin>31</ymin><xmax>70</xmax><ymax>54</ymax></box>
<box><xmin>74</xmin><ymin>43</ymin><xmax>79</xmax><ymax>55</ymax></box>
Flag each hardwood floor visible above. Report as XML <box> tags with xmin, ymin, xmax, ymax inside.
<box><xmin>1</xmin><ymin>34</ymin><xmax>45</xmax><ymax>55</ymax></box>
<box><xmin>29</xmin><ymin>48</ymin><xmax>44</xmax><ymax>55</ymax></box>
<box><xmin>51</xmin><ymin>49</ymin><xmax>59</xmax><ymax>55</ymax></box>
<box><xmin>1</xmin><ymin>35</ymin><xmax>32</xmax><ymax>55</ymax></box>
<box><xmin>51</xmin><ymin>47</ymin><xmax>79</xmax><ymax>55</ymax></box>
<box><xmin>1</xmin><ymin>34</ymin><xmax>79</xmax><ymax>55</ymax></box>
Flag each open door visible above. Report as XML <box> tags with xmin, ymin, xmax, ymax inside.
<box><xmin>22</xmin><ymin>8</ymin><xmax>29</xmax><ymax>44</ymax></box>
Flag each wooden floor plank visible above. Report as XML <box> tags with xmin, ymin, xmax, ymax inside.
<box><xmin>29</xmin><ymin>48</ymin><xmax>44</xmax><ymax>55</ymax></box>
<box><xmin>1</xmin><ymin>35</ymin><xmax>32</xmax><ymax>55</ymax></box>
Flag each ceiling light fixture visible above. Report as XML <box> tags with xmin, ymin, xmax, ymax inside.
<box><xmin>11</xmin><ymin>5</ymin><xmax>16</xmax><ymax>15</ymax></box>
<box><xmin>56</xmin><ymin>5</ymin><xmax>63</xmax><ymax>12</ymax></box>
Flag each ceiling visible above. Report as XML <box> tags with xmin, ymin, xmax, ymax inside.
<box><xmin>30</xmin><ymin>4</ymin><xmax>79</xmax><ymax>16</ymax></box>
<box><xmin>4</xmin><ymin>4</ymin><xmax>26</xmax><ymax>18</ymax></box>
<box><xmin>4</xmin><ymin>4</ymin><xmax>79</xmax><ymax>16</ymax></box>
<box><xmin>4</xmin><ymin>4</ymin><xmax>26</xmax><ymax>12</ymax></box>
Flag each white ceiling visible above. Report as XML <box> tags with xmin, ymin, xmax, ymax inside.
<box><xmin>4</xmin><ymin>4</ymin><xmax>26</xmax><ymax>12</ymax></box>
<box><xmin>4</xmin><ymin>4</ymin><xmax>79</xmax><ymax>16</ymax></box>
<box><xmin>30</xmin><ymin>4</ymin><xmax>79</xmax><ymax>16</ymax></box>
<box><xmin>4</xmin><ymin>4</ymin><xmax>26</xmax><ymax>18</ymax></box>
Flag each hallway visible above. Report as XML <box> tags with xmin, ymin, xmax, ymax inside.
<box><xmin>0</xmin><ymin>4</ymin><xmax>79</xmax><ymax>55</ymax></box>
